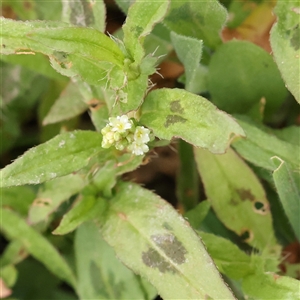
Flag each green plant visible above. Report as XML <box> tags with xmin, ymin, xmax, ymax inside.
<box><xmin>1</xmin><ymin>0</ymin><xmax>299</xmax><ymax>299</ymax></box>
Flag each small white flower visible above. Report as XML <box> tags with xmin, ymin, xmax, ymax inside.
<box><xmin>134</xmin><ymin>126</ymin><xmax>150</xmax><ymax>143</ymax></box>
<box><xmin>128</xmin><ymin>141</ymin><xmax>149</xmax><ymax>156</ymax></box>
<box><xmin>101</xmin><ymin>116</ymin><xmax>152</xmax><ymax>155</ymax></box>
<box><xmin>109</xmin><ymin>115</ymin><xmax>132</xmax><ymax>133</ymax></box>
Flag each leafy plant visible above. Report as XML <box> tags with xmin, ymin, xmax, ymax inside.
<box><xmin>1</xmin><ymin>0</ymin><xmax>299</xmax><ymax>299</ymax></box>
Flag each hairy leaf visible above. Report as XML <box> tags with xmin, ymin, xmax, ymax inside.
<box><xmin>0</xmin><ymin>18</ymin><xmax>125</xmax><ymax>85</ymax></box>
<box><xmin>164</xmin><ymin>0</ymin><xmax>227</xmax><ymax>48</ymax></box>
<box><xmin>198</xmin><ymin>231</ymin><xmax>253</xmax><ymax>280</ymax></box>
<box><xmin>270</xmin><ymin>0</ymin><xmax>300</xmax><ymax>103</ymax></box>
<box><xmin>0</xmin><ymin>130</ymin><xmax>104</xmax><ymax>187</ymax></box>
<box><xmin>170</xmin><ymin>32</ymin><xmax>203</xmax><ymax>92</ymax></box>
<box><xmin>100</xmin><ymin>182</ymin><xmax>236</xmax><ymax>299</ymax></box>
<box><xmin>53</xmin><ymin>195</ymin><xmax>105</xmax><ymax>235</ymax></box>
<box><xmin>140</xmin><ymin>88</ymin><xmax>245</xmax><ymax>154</ymax></box>
<box><xmin>272</xmin><ymin>157</ymin><xmax>300</xmax><ymax>241</ymax></box>
<box><xmin>243</xmin><ymin>272</ymin><xmax>300</xmax><ymax>299</ymax></box>
<box><xmin>123</xmin><ymin>0</ymin><xmax>170</xmax><ymax>63</ymax></box>
<box><xmin>232</xmin><ymin>117</ymin><xmax>299</xmax><ymax>170</ymax></box>
<box><xmin>1</xmin><ymin>18</ymin><xmax>124</xmax><ymax>66</ymax></box>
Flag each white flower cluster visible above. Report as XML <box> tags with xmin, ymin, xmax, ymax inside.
<box><xmin>101</xmin><ymin>115</ymin><xmax>151</xmax><ymax>156</ymax></box>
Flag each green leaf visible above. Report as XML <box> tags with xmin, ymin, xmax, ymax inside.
<box><xmin>0</xmin><ymin>240</ymin><xmax>27</xmax><ymax>268</ymax></box>
<box><xmin>1</xmin><ymin>62</ymin><xmax>49</xmax><ymax>112</ymax></box>
<box><xmin>164</xmin><ymin>0</ymin><xmax>227</xmax><ymax>48</ymax></box>
<box><xmin>0</xmin><ymin>208</ymin><xmax>76</xmax><ymax>287</ymax></box>
<box><xmin>12</xmin><ymin>258</ymin><xmax>64</xmax><ymax>300</ymax></box>
<box><xmin>0</xmin><ymin>18</ymin><xmax>63</xmax><ymax>55</ymax></box>
<box><xmin>28</xmin><ymin>174</ymin><xmax>86</xmax><ymax>224</ymax></box>
<box><xmin>114</xmin><ymin>154</ymin><xmax>144</xmax><ymax>176</ymax></box>
<box><xmin>140</xmin><ymin>88</ymin><xmax>245</xmax><ymax>154</ymax></box>
<box><xmin>122</xmin><ymin>0</ymin><xmax>170</xmax><ymax>63</ymax></box>
<box><xmin>49</xmin><ymin>52</ymin><xmax>116</xmax><ymax>85</ymax></box>
<box><xmin>62</xmin><ymin>0</ymin><xmax>106</xmax><ymax>33</ymax></box>
<box><xmin>266</xmin><ymin>186</ymin><xmax>297</xmax><ymax>246</ymax></box>
<box><xmin>198</xmin><ymin>231</ymin><xmax>253</xmax><ymax>280</ymax></box>
<box><xmin>208</xmin><ymin>40</ymin><xmax>288</xmax><ymax>119</ymax></box>
<box><xmin>271</xmin><ymin>126</ymin><xmax>300</xmax><ymax>146</ymax></box>
<box><xmin>92</xmin><ymin>156</ymin><xmax>144</xmax><ymax>196</ymax></box>
<box><xmin>200</xmin><ymin>208</ymin><xmax>244</xmax><ymax>245</ymax></box>
<box><xmin>194</xmin><ymin>147</ymin><xmax>278</xmax><ymax>252</ymax></box>
<box><xmin>0</xmin><ymin>108</ymin><xmax>20</xmax><ymax>155</ymax></box>
<box><xmin>176</xmin><ymin>140</ymin><xmax>199</xmax><ymax>211</ymax></box>
<box><xmin>31</xmin><ymin>28</ymin><xmax>124</xmax><ymax>67</ymax></box>
<box><xmin>53</xmin><ymin>195</ymin><xmax>106</xmax><ymax>235</ymax></box>
<box><xmin>92</xmin><ymin>161</ymin><xmax>117</xmax><ymax>197</ymax></box>
<box><xmin>232</xmin><ymin>117</ymin><xmax>299</xmax><ymax>170</ymax></box>
<box><xmin>1</xmin><ymin>265</ymin><xmax>18</xmax><ymax>288</ymax></box>
<box><xmin>90</xmin><ymin>104</ymin><xmax>109</xmax><ymax>132</ymax></box>
<box><xmin>43</xmin><ymin>80</ymin><xmax>88</xmax><ymax>125</ymax></box>
<box><xmin>114</xmin><ymin>73</ymin><xmax>149</xmax><ymax>114</ymax></box>
<box><xmin>1</xmin><ymin>186</ymin><xmax>35</xmax><ymax>216</ymax></box>
<box><xmin>3</xmin><ymin>0</ymin><xmax>61</xmax><ymax>22</ymax></box>
<box><xmin>270</xmin><ymin>0</ymin><xmax>300</xmax><ymax>103</ymax></box>
<box><xmin>100</xmin><ymin>182</ymin><xmax>236</xmax><ymax>299</ymax></box>
<box><xmin>75</xmin><ymin>222</ymin><xmax>157</xmax><ymax>300</ymax></box>
<box><xmin>144</xmin><ymin>28</ymin><xmax>173</xmax><ymax>60</ymax></box>
<box><xmin>272</xmin><ymin>157</ymin><xmax>300</xmax><ymax>241</ymax></box>
<box><xmin>0</xmin><ymin>130</ymin><xmax>105</xmax><ymax>187</ymax></box>
<box><xmin>170</xmin><ymin>31</ymin><xmax>203</xmax><ymax>93</ymax></box>
<box><xmin>1</xmin><ymin>18</ymin><xmax>124</xmax><ymax>67</ymax></box>
<box><xmin>34</xmin><ymin>0</ymin><xmax>63</xmax><ymax>21</ymax></box>
<box><xmin>243</xmin><ymin>272</ymin><xmax>300</xmax><ymax>299</ymax></box>
<box><xmin>0</xmin><ymin>18</ymin><xmax>124</xmax><ymax>85</ymax></box>
<box><xmin>184</xmin><ymin>201</ymin><xmax>211</xmax><ymax>230</ymax></box>
<box><xmin>179</xmin><ymin>64</ymin><xmax>209</xmax><ymax>95</ymax></box>
<box><xmin>1</xmin><ymin>53</ymin><xmax>66</xmax><ymax>80</ymax></box>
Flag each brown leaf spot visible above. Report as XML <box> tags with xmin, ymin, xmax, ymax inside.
<box><xmin>164</xmin><ymin>115</ymin><xmax>187</xmax><ymax>128</ymax></box>
<box><xmin>290</xmin><ymin>25</ymin><xmax>300</xmax><ymax>51</ymax></box>
<box><xmin>23</xmin><ymin>0</ymin><xmax>33</xmax><ymax>10</ymax></box>
<box><xmin>33</xmin><ymin>198</ymin><xmax>52</xmax><ymax>207</ymax></box>
<box><xmin>170</xmin><ymin>100</ymin><xmax>184</xmax><ymax>114</ymax></box>
<box><xmin>142</xmin><ymin>234</ymin><xmax>187</xmax><ymax>273</ymax></box>
<box><xmin>118</xmin><ymin>212</ymin><xmax>127</xmax><ymax>220</ymax></box>
<box><xmin>237</xmin><ymin>188</ymin><xmax>256</xmax><ymax>201</ymax></box>
<box><xmin>88</xmin><ymin>99</ymin><xmax>103</xmax><ymax>111</ymax></box>
<box><xmin>142</xmin><ymin>248</ymin><xmax>177</xmax><ymax>273</ymax></box>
